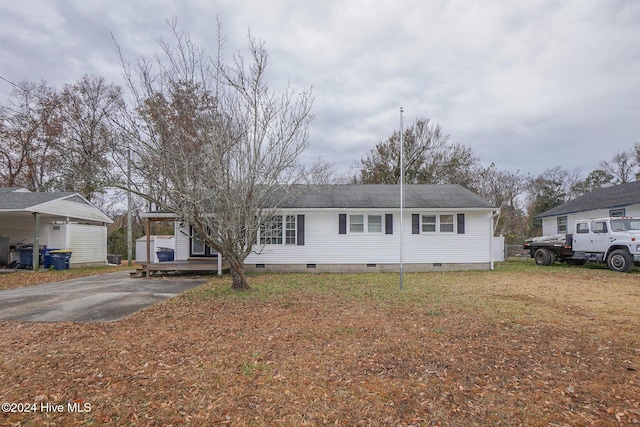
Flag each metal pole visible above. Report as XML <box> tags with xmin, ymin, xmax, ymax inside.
<box><xmin>127</xmin><ymin>148</ymin><xmax>132</xmax><ymax>267</ymax></box>
<box><xmin>146</xmin><ymin>218</ymin><xmax>151</xmax><ymax>276</ymax></box>
<box><xmin>33</xmin><ymin>212</ymin><xmax>40</xmax><ymax>271</ymax></box>
<box><xmin>399</xmin><ymin>107</ymin><xmax>404</xmax><ymax>290</ymax></box>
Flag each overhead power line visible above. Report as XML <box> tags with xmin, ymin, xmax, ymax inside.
<box><xmin>0</xmin><ymin>74</ymin><xmax>29</xmax><ymax>93</ymax></box>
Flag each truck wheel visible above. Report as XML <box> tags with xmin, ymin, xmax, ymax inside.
<box><xmin>545</xmin><ymin>249</ymin><xmax>555</xmax><ymax>266</ymax></box>
<box><xmin>534</xmin><ymin>248</ymin><xmax>551</xmax><ymax>266</ymax></box>
<box><xmin>607</xmin><ymin>249</ymin><xmax>633</xmax><ymax>273</ymax></box>
<box><xmin>534</xmin><ymin>249</ymin><xmax>547</xmax><ymax>265</ymax></box>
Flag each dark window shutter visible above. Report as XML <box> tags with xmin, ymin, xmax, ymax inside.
<box><xmin>297</xmin><ymin>214</ymin><xmax>305</xmax><ymax>245</ymax></box>
<box><xmin>385</xmin><ymin>214</ymin><xmax>393</xmax><ymax>234</ymax></box>
<box><xmin>412</xmin><ymin>214</ymin><xmax>420</xmax><ymax>234</ymax></box>
<box><xmin>457</xmin><ymin>213</ymin><xmax>465</xmax><ymax>234</ymax></box>
<box><xmin>339</xmin><ymin>214</ymin><xmax>347</xmax><ymax>234</ymax></box>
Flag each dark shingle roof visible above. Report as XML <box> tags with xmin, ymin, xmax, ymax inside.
<box><xmin>0</xmin><ymin>188</ymin><xmax>77</xmax><ymax>210</ymax></box>
<box><xmin>272</xmin><ymin>184</ymin><xmax>495</xmax><ymax>209</ymax></box>
<box><xmin>0</xmin><ymin>187</ymin><xmax>23</xmax><ymax>193</ymax></box>
<box><xmin>535</xmin><ymin>180</ymin><xmax>640</xmax><ymax>218</ymax></box>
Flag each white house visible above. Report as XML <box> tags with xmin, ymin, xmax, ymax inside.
<box><xmin>0</xmin><ymin>187</ymin><xmax>113</xmax><ymax>268</ymax></box>
<box><xmin>536</xmin><ymin>180</ymin><xmax>640</xmax><ymax>236</ymax></box>
<box><xmin>160</xmin><ymin>184</ymin><xmax>499</xmax><ymax>272</ymax></box>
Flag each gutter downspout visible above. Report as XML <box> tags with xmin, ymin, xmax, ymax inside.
<box><xmin>490</xmin><ymin>209</ymin><xmax>501</xmax><ymax>270</ymax></box>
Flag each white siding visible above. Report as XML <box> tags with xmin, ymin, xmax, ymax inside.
<box><xmin>135</xmin><ymin>236</ymin><xmax>176</xmax><ymax>263</ymax></box>
<box><xmin>541</xmin><ymin>203</ymin><xmax>640</xmax><ymax>235</ymax></box>
<box><xmin>0</xmin><ymin>217</ymin><xmax>107</xmax><ymax>266</ymax></box>
<box><xmin>404</xmin><ymin>211</ymin><xmax>491</xmax><ymax>263</ymax></box>
<box><xmin>65</xmin><ymin>223</ymin><xmax>107</xmax><ymax>266</ymax></box>
<box><xmin>48</xmin><ymin>223</ymin><xmax>68</xmax><ymax>249</ymax></box>
<box><xmin>135</xmin><ymin>239</ymin><xmax>155</xmax><ymax>263</ymax></box>
<box><xmin>493</xmin><ymin>236</ymin><xmax>505</xmax><ymax>262</ymax></box>
<box><xmin>175</xmin><ymin>224</ymin><xmax>190</xmax><ymax>260</ymax></box>
<box><xmin>246</xmin><ymin>209</ymin><xmax>493</xmax><ymax>265</ymax></box>
<box><xmin>0</xmin><ymin>217</ymin><xmax>51</xmax><ymax>247</ymax></box>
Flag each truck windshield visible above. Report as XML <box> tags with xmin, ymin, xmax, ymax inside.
<box><xmin>610</xmin><ymin>219</ymin><xmax>640</xmax><ymax>232</ymax></box>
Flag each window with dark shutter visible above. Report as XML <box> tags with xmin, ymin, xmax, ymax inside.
<box><xmin>457</xmin><ymin>213</ymin><xmax>465</xmax><ymax>234</ymax></box>
<box><xmin>412</xmin><ymin>214</ymin><xmax>420</xmax><ymax>234</ymax></box>
<box><xmin>385</xmin><ymin>214</ymin><xmax>393</xmax><ymax>234</ymax></box>
<box><xmin>297</xmin><ymin>214</ymin><xmax>305</xmax><ymax>245</ymax></box>
<box><xmin>338</xmin><ymin>213</ymin><xmax>347</xmax><ymax>234</ymax></box>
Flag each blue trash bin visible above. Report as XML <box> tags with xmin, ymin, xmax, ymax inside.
<box><xmin>51</xmin><ymin>251</ymin><xmax>72</xmax><ymax>270</ymax></box>
<box><xmin>156</xmin><ymin>248</ymin><xmax>174</xmax><ymax>262</ymax></box>
<box><xmin>42</xmin><ymin>248</ymin><xmax>60</xmax><ymax>269</ymax></box>
<box><xmin>18</xmin><ymin>246</ymin><xmax>34</xmax><ymax>269</ymax></box>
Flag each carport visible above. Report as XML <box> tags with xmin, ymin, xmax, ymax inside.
<box><xmin>0</xmin><ymin>187</ymin><xmax>112</xmax><ymax>270</ymax></box>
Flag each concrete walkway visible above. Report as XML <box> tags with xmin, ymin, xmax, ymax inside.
<box><xmin>0</xmin><ymin>271</ymin><xmax>208</xmax><ymax>322</ymax></box>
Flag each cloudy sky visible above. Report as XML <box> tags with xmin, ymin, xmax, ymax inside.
<box><xmin>1</xmin><ymin>0</ymin><xmax>639</xmax><ymax>178</ymax></box>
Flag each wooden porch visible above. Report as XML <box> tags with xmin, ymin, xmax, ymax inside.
<box><xmin>133</xmin><ymin>212</ymin><xmax>229</xmax><ymax>278</ymax></box>
<box><xmin>131</xmin><ymin>258</ymin><xmax>229</xmax><ymax>278</ymax></box>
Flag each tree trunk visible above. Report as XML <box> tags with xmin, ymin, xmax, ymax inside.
<box><xmin>229</xmin><ymin>259</ymin><xmax>250</xmax><ymax>290</ymax></box>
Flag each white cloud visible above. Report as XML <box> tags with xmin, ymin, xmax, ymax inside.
<box><xmin>1</xmin><ymin>0</ymin><xmax>639</xmax><ymax>177</ymax></box>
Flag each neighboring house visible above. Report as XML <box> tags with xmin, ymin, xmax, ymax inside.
<box><xmin>149</xmin><ymin>184</ymin><xmax>500</xmax><ymax>272</ymax></box>
<box><xmin>535</xmin><ymin>180</ymin><xmax>640</xmax><ymax>236</ymax></box>
<box><xmin>0</xmin><ymin>187</ymin><xmax>113</xmax><ymax>268</ymax></box>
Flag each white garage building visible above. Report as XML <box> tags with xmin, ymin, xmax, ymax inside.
<box><xmin>0</xmin><ymin>187</ymin><xmax>113</xmax><ymax>269</ymax></box>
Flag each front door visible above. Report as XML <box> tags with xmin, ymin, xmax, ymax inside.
<box><xmin>190</xmin><ymin>226</ymin><xmax>217</xmax><ymax>257</ymax></box>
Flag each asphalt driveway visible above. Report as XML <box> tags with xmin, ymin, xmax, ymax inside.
<box><xmin>0</xmin><ymin>271</ymin><xmax>208</xmax><ymax>322</ymax></box>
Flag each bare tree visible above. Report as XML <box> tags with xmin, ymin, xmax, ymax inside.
<box><xmin>117</xmin><ymin>20</ymin><xmax>315</xmax><ymax>289</ymax></box>
<box><xmin>301</xmin><ymin>157</ymin><xmax>347</xmax><ymax>185</ymax></box>
<box><xmin>356</xmin><ymin>117</ymin><xmax>480</xmax><ymax>186</ymax></box>
<box><xmin>0</xmin><ymin>82</ymin><xmax>62</xmax><ymax>190</ymax></box>
<box><xmin>524</xmin><ymin>166</ymin><xmax>584</xmax><ymax>235</ymax></box>
<box><xmin>599</xmin><ymin>149</ymin><xmax>638</xmax><ymax>184</ymax></box>
<box><xmin>52</xmin><ymin>75</ymin><xmax>126</xmax><ymax>200</ymax></box>
<box><xmin>474</xmin><ymin>163</ymin><xmax>527</xmax><ymax>241</ymax></box>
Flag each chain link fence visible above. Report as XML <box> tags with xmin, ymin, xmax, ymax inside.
<box><xmin>506</xmin><ymin>244</ymin><xmax>529</xmax><ymax>258</ymax></box>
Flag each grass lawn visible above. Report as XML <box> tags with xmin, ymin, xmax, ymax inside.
<box><xmin>1</xmin><ymin>260</ymin><xmax>639</xmax><ymax>425</ymax></box>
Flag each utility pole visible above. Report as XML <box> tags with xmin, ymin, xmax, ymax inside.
<box><xmin>399</xmin><ymin>107</ymin><xmax>404</xmax><ymax>290</ymax></box>
<box><xmin>127</xmin><ymin>147</ymin><xmax>132</xmax><ymax>266</ymax></box>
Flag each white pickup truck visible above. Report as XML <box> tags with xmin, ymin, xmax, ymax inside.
<box><xmin>523</xmin><ymin>217</ymin><xmax>640</xmax><ymax>272</ymax></box>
